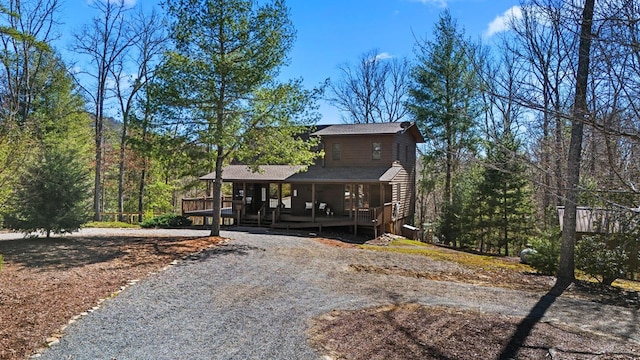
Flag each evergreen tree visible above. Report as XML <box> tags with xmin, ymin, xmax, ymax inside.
<box><xmin>408</xmin><ymin>10</ymin><xmax>481</xmax><ymax>246</ymax></box>
<box><xmin>155</xmin><ymin>0</ymin><xmax>321</xmax><ymax>236</ymax></box>
<box><xmin>476</xmin><ymin>132</ymin><xmax>535</xmax><ymax>255</ymax></box>
<box><xmin>3</xmin><ymin>149</ymin><xmax>90</xmax><ymax>238</ymax></box>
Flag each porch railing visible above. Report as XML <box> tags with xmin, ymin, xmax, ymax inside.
<box><xmin>181</xmin><ymin>196</ymin><xmax>233</xmax><ymax>214</ymax></box>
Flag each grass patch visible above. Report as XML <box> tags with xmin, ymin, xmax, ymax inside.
<box><xmin>84</xmin><ymin>221</ymin><xmax>140</xmax><ymax>229</ymax></box>
<box><xmin>361</xmin><ymin>239</ymin><xmax>532</xmax><ymax>272</ymax></box>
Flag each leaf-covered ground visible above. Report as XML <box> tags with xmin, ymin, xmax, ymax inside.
<box><xmin>1</xmin><ymin>232</ymin><xmax>639</xmax><ymax>359</ymax></box>
<box><xmin>0</xmin><ymin>235</ymin><xmax>224</xmax><ymax>359</ymax></box>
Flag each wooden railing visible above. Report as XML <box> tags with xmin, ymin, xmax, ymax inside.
<box><xmin>100</xmin><ymin>212</ymin><xmax>145</xmax><ymax>224</ymax></box>
<box><xmin>181</xmin><ymin>196</ymin><xmax>233</xmax><ymax>214</ymax></box>
<box><xmin>352</xmin><ymin>203</ymin><xmax>393</xmax><ymax>225</ymax></box>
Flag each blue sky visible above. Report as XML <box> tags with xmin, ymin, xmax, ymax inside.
<box><xmin>57</xmin><ymin>0</ymin><xmax>521</xmax><ymax>123</ymax></box>
<box><xmin>280</xmin><ymin>0</ymin><xmax>521</xmax><ymax>123</ymax></box>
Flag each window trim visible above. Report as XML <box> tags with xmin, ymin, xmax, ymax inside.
<box><xmin>372</xmin><ymin>142</ymin><xmax>382</xmax><ymax>160</ymax></box>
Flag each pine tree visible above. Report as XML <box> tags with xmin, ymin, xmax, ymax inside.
<box><xmin>408</xmin><ymin>10</ymin><xmax>480</xmax><ymax>246</ymax></box>
<box><xmin>476</xmin><ymin>132</ymin><xmax>534</xmax><ymax>255</ymax></box>
<box><xmin>3</xmin><ymin>149</ymin><xmax>90</xmax><ymax>238</ymax></box>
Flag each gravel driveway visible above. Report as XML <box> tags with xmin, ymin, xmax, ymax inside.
<box><xmin>37</xmin><ymin>227</ymin><xmax>640</xmax><ymax>359</ymax></box>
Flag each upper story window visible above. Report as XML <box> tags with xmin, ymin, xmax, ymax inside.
<box><xmin>332</xmin><ymin>143</ymin><xmax>341</xmax><ymax>160</ymax></box>
<box><xmin>372</xmin><ymin>142</ymin><xmax>381</xmax><ymax>160</ymax></box>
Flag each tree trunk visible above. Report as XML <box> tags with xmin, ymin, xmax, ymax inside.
<box><xmin>117</xmin><ymin>114</ymin><xmax>127</xmax><ymax>222</ymax></box>
<box><xmin>210</xmin><ymin>150</ymin><xmax>224</xmax><ymax>237</ymax></box>
<box><xmin>556</xmin><ymin>0</ymin><xmax>595</xmax><ymax>289</ymax></box>
<box><xmin>93</xmin><ymin>109</ymin><xmax>103</xmax><ymax>221</ymax></box>
<box><xmin>138</xmin><ymin>162</ymin><xmax>146</xmax><ymax>223</ymax></box>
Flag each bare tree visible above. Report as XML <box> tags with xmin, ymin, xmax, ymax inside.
<box><xmin>328</xmin><ymin>49</ymin><xmax>410</xmax><ymax>123</ymax></box>
<box><xmin>0</xmin><ymin>0</ymin><xmax>60</xmax><ymax>204</ymax></box>
<box><xmin>0</xmin><ymin>0</ymin><xmax>59</xmax><ymax>127</ymax></box>
<box><xmin>72</xmin><ymin>0</ymin><xmax>136</xmax><ymax>221</ymax></box>
<box><xmin>110</xmin><ymin>8</ymin><xmax>166</xmax><ymax>221</ymax></box>
<box><xmin>556</xmin><ymin>0</ymin><xmax>596</xmax><ymax>289</ymax></box>
<box><xmin>507</xmin><ymin>2</ymin><xmax>577</xmax><ymax>224</ymax></box>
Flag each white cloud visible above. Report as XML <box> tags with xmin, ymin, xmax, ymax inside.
<box><xmin>375</xmin><ymin>52</ymin><xmax>393</xmax><ymax>61</ymax></box>
<box><xmin>411</xmin><ymin>0</ymin><xmax>448</xmax><ymax>8</ymax></box>
<box><xmin>484</xmin><ymin>6</ymin><xmax>522</xmax><ymax>38</ymax></box>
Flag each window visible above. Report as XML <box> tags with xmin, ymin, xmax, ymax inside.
<box><xmin>372</xmin><ymin>142</ymin><xmax>381</xmax><ymax>160</ymax></box>
<box><xmin>396</xmin><ymin>143</ymin><xmax>400</xmax><ymax>160</ymax></box>
<box><xmin>332</xmin><ymin>143</ymin><xmax>341</xmax><ymax>160</ymax></box>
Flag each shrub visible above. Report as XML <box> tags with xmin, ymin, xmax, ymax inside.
<box><xmin>527</xmin><ymin>235</ymin><xmax>560</xmax><ymax>276</ymax></box>
<box><xmin>576</xmin><ymin>234</ymin><xmax>628</xmax><ymax>286</ymax></box>
<box><xmin>0</xmin><ymin>254</ymin><xmax>3</xmax><ymax>271</ymax></box>
<box><xmin>140</xmin><ymin>213</ymin><xmax>192</xmax><ymax>228</ymax></box>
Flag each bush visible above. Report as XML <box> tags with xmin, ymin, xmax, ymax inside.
<box><xmin>576</xmin><ymin>235</ymin><xmax>628</xmax><ymax>286</ymax></box>
<box><xmin>140</xmin><ymin>213</ymin><xmax>192</xmax><ymax>228</ymax></box>
<box><xmin>0</xmin><ymin>254</ymin><xmax>3</xmax><ymax>272</ymax></box>
<box><xmin>527</xmin><ymin>235</ymin><xmax>560</xmax><ymax>276</ymax></box>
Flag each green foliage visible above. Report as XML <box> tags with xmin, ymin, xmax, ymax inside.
<box><xmin>156</xmin><ymin>0</ymin><xmax>322</xmax><ymax>235</ymax></box>
<box><xmin>576</xmin><ymin>235</ymin><xmax>629</xmax><ymax>286</ymax></box>
<box><xmin>0</xmin><ymin>253</ymin><xmax>3</xmax><ymax>272</ymax></box>
<box><xmin>471</xmin><ymin>132</ymin><xmax>535</xmax><ymax>255</ymax></box>
<box><xmin>2</xmin><ymin>149</ymin><xmax>90</xmax><ymax>238</ymax></box>
<box><xmin>84</xmin><ymin>221</ymin><xmax>140</xmax><ymax>229</ymax></box>
<box><xmin>140</xmin><ymin>213</ymin><xmax>192</xmax><ymax>228</ymax></box>
<box><xmin>527</xmin><ymin>234</ymin><xmax>560</xmax><ymax>276</ymax></box>
<box><xmin>145</xmin><ymin>181</ymin><xmax>177</xmax><ymax>214</ymax></box>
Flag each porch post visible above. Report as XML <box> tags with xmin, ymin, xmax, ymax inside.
<box><xmin>354</xmin><ymin>184</ymin><xmax>359</xmax><ymax>236</ymax></box>
<box><xmin>348</xmin><ymin>184</ymin><xmax>354</xmax><ymax>220</ymax></box>
<box><xmin>380</xmin><ymin>183</ymin><xmax>385</xmax><ymax>235</ymax></box>
<box><xmin>278</xmin><ymin>183</ymin><xmax>282</xmax><ymax>215</ymax></box>
<box><xmin>311</xmin><ymin>183</ymin><xmax>316</xmax><ymax>222</ymax></box>
<box><xmin>241</xmin><ymin>183</ymin><xmax>247</xmax><ymax>224</ymax></box>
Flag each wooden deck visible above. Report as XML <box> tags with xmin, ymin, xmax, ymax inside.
<box><xmin>182</xmin><ymin>196</ymin><xmax>396</xmax><ymax>235</ymax></box>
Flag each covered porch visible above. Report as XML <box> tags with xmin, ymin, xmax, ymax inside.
<box><xmin>185</xmin><ymin>165</ymin><xmax>403</xmax><ymax>235</ymax></box>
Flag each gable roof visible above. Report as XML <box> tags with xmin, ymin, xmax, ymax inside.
<box><xmin>312</xmin><ymin>122</ymin><xmax>425</xmax><ymax>143</ymax></box>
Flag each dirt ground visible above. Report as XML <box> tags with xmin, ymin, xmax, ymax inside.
<box><xmin>1</xmin><ymin>232</ymin><xmax>639</xmax><ymax>359</ymax></box>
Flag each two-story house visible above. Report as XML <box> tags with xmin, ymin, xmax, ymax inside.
<box><xmin>184</xmin><ymin>122</ymin><xmax>425</xmax><ymax>235</ymax></box>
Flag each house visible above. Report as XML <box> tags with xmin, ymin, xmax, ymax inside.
<box><xmin>557</xmin><ymin>206</ymin><xmax>639</xmax><ymax>235</ymax></box>
<box><xmin>183</xmin><ymin>122</ymin><xmax>425</xmax><ymax>235</ymax></box>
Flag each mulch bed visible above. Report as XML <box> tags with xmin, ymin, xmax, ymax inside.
<box><xmin>308</xmin><ymin>304</ymin><xmax>640</xmax><ymax>359</ymax></box>
<box><xmin>0</xmin><ymin>235</ymin><xmax>224</xmax><ymax>360</ymax></box>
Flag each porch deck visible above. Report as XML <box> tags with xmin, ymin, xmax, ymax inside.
<box><xmin>182</xmin><ymin>196</ymin><xmax>395</xmax><ymax>236</ymax></box>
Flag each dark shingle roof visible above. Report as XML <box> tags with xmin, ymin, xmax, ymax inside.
<box><xmin>200</xmin><ymin>163</ymin><xmax>405</xmax><ymax>183</ymax></box>
<box><xmin>200</xmin><ymin>165</ymin><xmax>305</xmax><ymax>182</ymax></box>
<box><xmin>312</xmin><ymin>122</ymin><xmax>425</xmax><ymax>142</ymax></box>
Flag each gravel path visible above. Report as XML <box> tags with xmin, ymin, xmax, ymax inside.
<box><xmin>36</xmin><ymin>227</ymin><xmax>640</xmax><ymax>359</ymax></box>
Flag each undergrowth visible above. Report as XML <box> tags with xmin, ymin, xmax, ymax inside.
<box><xmin>361</xmin><ymin>238</ymin><xmax>640</xmax><ymax>293</ymax></box>
<box><xmin>84</xmin><ymin>221</ymin><xmax>140</xmax><ymax>229</ymax></box>
<box><xmin>361</xmin><ymin>239</ymin><xmax>532</xmax><ymax>272</ymax></box>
